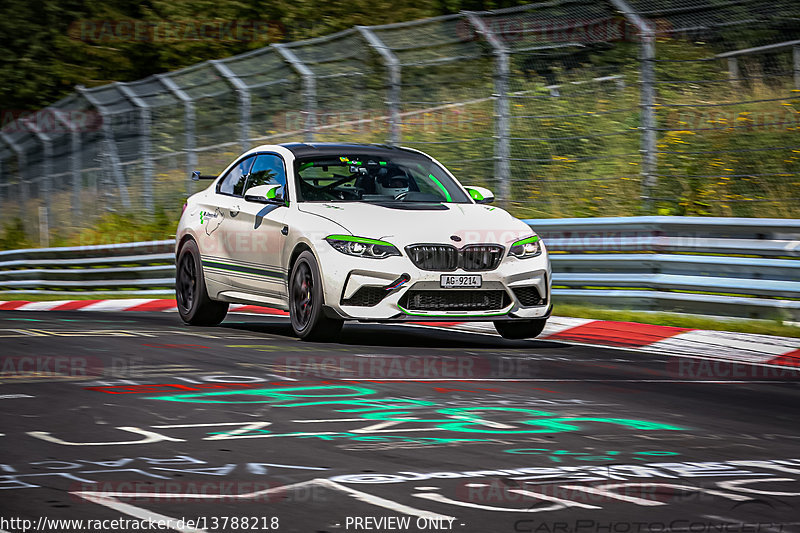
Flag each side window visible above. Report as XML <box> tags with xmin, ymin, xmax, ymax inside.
<box><xmin>246</xmin><ymin>154</ymin><xmax>287</xmax><ymax>192</ymax></box>
<box><xmin>218</xmin><ymin>156</ymin><xmax>256</xmax><ymax>196</ymax></box>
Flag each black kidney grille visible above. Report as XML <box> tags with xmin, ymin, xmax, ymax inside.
<box><xmin>341</xmin><ymin>286</ymin><xmax>389</xmax><ymax>307</ymax></box>
<box><xmin>401</xmin><ymin>290</ymin><xmax>510</xmax><ymax>311</ymax></box>
<box><xmin>406</xmin><ymin>244</ymin><xmax>504</xmax><ymax>271</ymax></box>
<box><xmin>512</xmin><ymin>286</ymin><xmax>546</xmax><ymax>307</ymax></box>
<box><xmin>406</xmin><ymin>245</ymin><xmax>459</xmax><ymax>271</ymax></box>
<box><xmin>461</xmin><ymin>245</ymin><xmax>504</xmax><ymax>271</ymax></box>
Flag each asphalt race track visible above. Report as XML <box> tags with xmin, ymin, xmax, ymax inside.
<box><xmin>1</xmin><ymin>311</ymin><xmax>799</xmax><ymax>533</ymax></box>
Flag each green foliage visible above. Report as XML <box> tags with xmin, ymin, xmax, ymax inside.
<box><xmin>0</xmin><ymin>218</ymin><xmax>33</xmax><ymax>251</ymax></box>
<box><xmin>50</xmin><ymin>209</ymin><xmax>178</xmax><ymax>248</ymax></box>
<box><xmin>0</xmin><ymin>0</ymin><xmax>533</xmax><ymax>112</ymax></box>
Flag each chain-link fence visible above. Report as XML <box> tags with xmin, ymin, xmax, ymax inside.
<box><xmin>1</xmin><ymin>0</ymin><xmax>799</xmax><ymax>244</ymax></box>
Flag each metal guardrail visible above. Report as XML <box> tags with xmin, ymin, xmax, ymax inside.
<box><xmin>527</xmin><ymin>216</ymin><xmax>800</xmax><ymax>320</ymax></box>
<box><xmin>0</xmin><ymin>218</ymin><xmax>798</xmax><ymax>320</ymax></box>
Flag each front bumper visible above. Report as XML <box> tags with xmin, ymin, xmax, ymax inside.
<box><xmin>317</xmin><ymin>242</ymin><xmax>552</xmax><ymax>322</ymax></box>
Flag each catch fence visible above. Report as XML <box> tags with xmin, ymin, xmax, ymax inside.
<box><xmin>1</xmin><ymin>0</ymin><xmax>799</xmax><ymax>244</ymax></box>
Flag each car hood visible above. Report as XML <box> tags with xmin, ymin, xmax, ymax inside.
<box><xmin>297</xmin><ymin>202</ymin><xmax>534</xmax><ymax>247</ymax></box>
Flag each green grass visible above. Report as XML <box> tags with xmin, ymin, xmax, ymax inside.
<box><xmin>555</xmin><ymin>303</ymin><xmax>800</xmax><ymax>339</ymax></box>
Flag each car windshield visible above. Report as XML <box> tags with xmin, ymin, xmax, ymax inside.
<box><xmin>293</xmin><ymin>153</ymin><xmax>472</xmax><ymax>204</ymax></box>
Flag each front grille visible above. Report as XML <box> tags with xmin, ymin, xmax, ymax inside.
<box><xmin>341</xmin><ymin>286</ymin><xmax>389</xmax><ymax>307</ymax></box>
<box><xmin>512</xmin><ymin>286</ymin><xmax>546</xmax><ymax>307</ymax></box>
<box><xmin>401</xmin><ymin>290</ymin><xmax>511</xmax><ymax>311</ymax></box>
<box><xmin>406</xmin><ymin>244</ymin><xmax>504</xmax><ymax>272</ymax></box>
<box><xmin>406</xmin><ymin>245</ymin><xmax>459</xmax><ymax>271</ymax></box>
<box><xmin>461</xmin><ymin>245</ymin><xmax>503</xmax><ymax>271</ymax></box>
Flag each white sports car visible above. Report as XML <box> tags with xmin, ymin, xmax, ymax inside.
<box><xmin>175</xmin><ymin>143</ymin><xmax>551</xmax><ymax>340</ymax></box>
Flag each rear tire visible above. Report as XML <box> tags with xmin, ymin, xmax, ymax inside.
<box><xmin>176</xmin><ymin>239</ymin><xmax>228</xmax><ymax>326</ymax></box>
<box><xmin>494</xmin><ymin>318</ymin><xmax>547</xmax><ymax>340</ymax></box>
<box><xmin>289</xmin><ymin>250</ymin><xmax>344</xmax><ymax>341</ymax></box>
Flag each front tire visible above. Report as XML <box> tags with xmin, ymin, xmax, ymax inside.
<box><xmin>289</xmin><ymin>251</ymin><xmax>344</xmax><ymax>341</ymax></box>
<box><xmin>176</xmin><ymin>239</ymin><xmax>228</xmax><ymax>326</ymax></box>
<box><xmin>494</xmin><ymin>318</ymin><xmax>547</xmax><ymax>340</ymax></box>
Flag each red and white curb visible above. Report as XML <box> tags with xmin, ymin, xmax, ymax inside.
<box><xmin>1</xmin><ymin>299</ymin><xmax>797</xmax><ymax>368</ymax></box>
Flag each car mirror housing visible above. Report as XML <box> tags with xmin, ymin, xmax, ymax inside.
<box><xmin>191</xmin><ymin>170</ymin><xmax>217</xmax><ymax>181</ymax></box>
<box><xmin>243</xmin><ymin>184</ymin><xmax>285</xmax><ymax>205</ymax></box>
<box><xmin>464</xmin><ymin>186</ymin><xmax>495</xmax><ymax>204</ymax></box>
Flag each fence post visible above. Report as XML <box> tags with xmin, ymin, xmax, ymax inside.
<box><xmin>210</xmin><ymin>60</ymin><xmax>251</xmax><ymax>153</ymax></box>
<box><xmin>0</xmin><ymin>131</ymin><xmax>30</xmax><ymax>233</ymax></box>
<box><xmin>76</xmin><ymin>85</ymin><xmax>132</xmax><ymax>210</ymax></box>
<box><xmin>116</xmin><ymin>83</ymin><xmax>154</xmax><ymax>213</ymax></box>
<box><xmin>273</xmin><ymin>44</ymin><xmax>317</xmax><ymax>143</ymax></box>
<box><xmin>608</xmin><ymin>0</ymin><xmax>657</xmax><ymax>212</ymax></box>
<box><xmin>21</xmin><ymin>118</ymin><xmax>53</xmax><ymax>245</ymax></box>
<box><xmin>357</xmin><ymin>26</ymin><xmax>401</xmax><ymax>145</ymax></box>
<box><xmin>53</xmin><ymin>110</ymin><xmax>82</xmax><ymax>213</ymax></box>
<box><xmin>157</xmin><ymin>74</ymin><xmax>197</xmax><ymax>194</ymax></box>
<box><xmin>465</xmin><ymin>12</ymin><xmax>511</xmax><ymax>209</ymax></box>
<box><xmin>727</xmin><ymin>57</ymin><xmax>740</xmax><ymax>82</ymax></box>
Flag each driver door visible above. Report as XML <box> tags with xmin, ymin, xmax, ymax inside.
<box><xmin>222</xmin><ymin>153</ymin><xmax>290</xmax><ymax>303</ymax></box>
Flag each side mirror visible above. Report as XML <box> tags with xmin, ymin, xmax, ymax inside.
<box><xmin>191</xmin><ymin>170</ymin><xmax>216</xmax><ymax>181</ymax></box>
<box><xmin>464</xmin><ymin>186</ymin><xmax>494</xmax><ymax>204</ymax></box>
<box><xmin>244</xmin><ymin>184</ymin><xmax>285</xmax><ymax>205</ymax></box>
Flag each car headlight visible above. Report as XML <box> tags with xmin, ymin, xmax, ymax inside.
<box><xmin>325</xmin><ymin>235</ymin><xmax>401</xmax><ymax>259</ymax></box>
<box><xmin>508</xmin><ymin>235</ymin><xmax>541</xmax><ymax>259</ymax></box>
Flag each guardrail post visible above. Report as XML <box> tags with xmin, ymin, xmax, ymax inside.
<box><xmin>157</xmin><ymin>74</ymin><xmax>197</xmax><ymax>194</ymax></box>
<box><xmin>53</xmin><ymin>110</ymin><xmax>82</xmax><ymax>213</ymax></box>
<box><xmin>0</xmin><ymin>131</ymin><xmax>30</xmax><ymax>233</ymax></box>
<box><xmin>357</xmin><ymin>26</ymin><xmax>401</xmax><ymax>145</ymax></box>
<box><xmin>210</xmin><ymin>60</ymin><xmax>251</xmax><ymax>153</ymax></box>
<box><xmin>465</xmin><ymin>12</ymin><xmax>511</xmax><ymax>209</ymax></box>
<box><xmin>795</xmin><ymin>45</ymin><xmax>800</xmax><ymax>90</ymax></box>
<box><xmin>116</xmin><ymin>83</ymin><xmax>154</xmax><ymax>213</ymax></box>
<box><xmin>76</xmin><ymin>85</ymin><xmax>132</xmax><ymax>210</ymax></box>
<box><xmin>21</xmin><ymin>118</ymin><xmax>53</xmax><ymax>245</ymax></box>
<box><xmin>608</xmin><ymin>0</ymin><xmax>657</xmax><ymax>213</ymax></box>
<box><xmin>273</xmin><ymin>44</ymin><xmax>317</xmax><ymax>143</ymax></box>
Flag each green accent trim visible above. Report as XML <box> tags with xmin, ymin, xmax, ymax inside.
<box><xmin>465</xmin><ymin>187</ymin><xmax>484</xmax><ymax>201</ymax></box>
<box><xmin>428</xmin><ymin>174</ymin><xmax>452</xmax><ymax>202</ymax></box>
<box><xmin>298</xmin><ymin>162</ymin><xmax>314</xmax><ymax>171</ymax></box>
<box><xmin>326</xmin><ymin>234</ymin><xmax>395</xmax><ymax>247</ymax></box>
<box><xmin>379</xmin><ymin>161</ymin><xmax>387</xmax><ymax>166</ymax></box>
<box><xmin>202</xmin><ymin>260</ymin><xmax>285</xmax><ymax>280</ymax></box>
<box><xmin>398</xmin><ymin>305</ymin><xmax>511</xmax><ymax>318</ymax></box>
<box><xmin>266</xmin><ymin>186</ymin><xmax>278</xmax><ymax>199</ymax></box>
<box><xmin>511</xmin><ymin>235</ymin><xmax>540</xmax><ymax>247</ymax></box>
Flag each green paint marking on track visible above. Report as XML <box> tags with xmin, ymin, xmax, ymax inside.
<box><xmin>147</xmin><ymin>385</ymin><xmax>376</xmax><ymax>404</ymax></box>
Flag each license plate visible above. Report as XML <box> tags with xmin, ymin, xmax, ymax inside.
<box><xmin>440</xmin><ymin>274</ymin><xmax>482</xmax><ymax>288</ymax></box>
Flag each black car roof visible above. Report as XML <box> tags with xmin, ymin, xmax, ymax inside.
<box><xmin>280</xmin><ymin>142</ymin><xmax>424</xmax><ymax>159</ymax></box>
